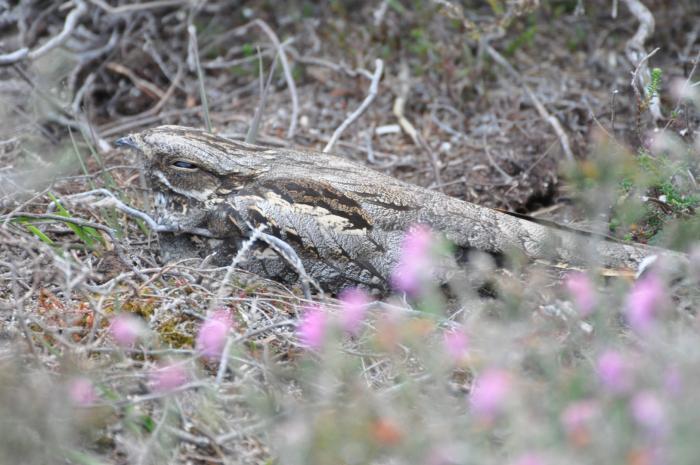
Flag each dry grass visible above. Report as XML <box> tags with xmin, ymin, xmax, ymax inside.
<box><xmin>1</xmin><ymin>1</ymin><xmax>699</xmax><ymax>464</ymax></box>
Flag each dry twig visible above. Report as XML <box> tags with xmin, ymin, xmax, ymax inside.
<box><xmin>188</xmin><ymin>25</ymin><xmax>212</xmax><ymax>133</ymax></box>
<box><xmin>252</xmin><ymin>19</ymin><xmax>299</xmax><ymax>139</ymax></box>
<box><xmin>0</xmin><ymin>0</ymin><xmax>87</xmax><ymax>65</ymax></box>
<box><xmin>87</xmin><ymin>0</ymin><xmax>187</xmax><ymax>14</ymax></box>
<box><xmin>484</xmin><ymin>43</ymin><xmax>575</xmax><ymax>163</ymax></box>
<box><xmin>623</xmin><ymin>0</ymin><xmax>662</xmax><ymax>121</ymax></box>
<box><xmin>324</xmin><ymin>59</ymin><xmax>384</xmax><ymax>153</ymax></box>
<box><xmin>393</xmin><ymin>63</ymin><xmax>445</xmax><ymax>190</ymax></box>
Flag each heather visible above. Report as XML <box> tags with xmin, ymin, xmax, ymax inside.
<box><xmin>1</xmin><ymin>1</ymin><xmax>699</xmax><ymax>464</ymax></box>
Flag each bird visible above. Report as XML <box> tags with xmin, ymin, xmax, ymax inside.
<box><xmin>116</xmin><ymin>125</ymin><xmax>679</xmax><ymax>295</ymax></box>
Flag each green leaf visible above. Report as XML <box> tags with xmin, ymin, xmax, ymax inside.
<box><xmin>62</xmin><ymin>449</ymin><xmax>108</xmax><ymax>465</ymax></box>
<box><xmin>47</xmin><ymin>193</ymin><xmax>103</xmax><ymax>248</ymax></box>
<box><xmin>24</xmin><ymin>223</ymin><xmax>55</xmax><ymax>246</ymax></box>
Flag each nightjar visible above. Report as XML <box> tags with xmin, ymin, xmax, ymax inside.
<box><xmin>117</xmin><ymin>125</ymin><xmax>676</xmax><ymax>295</ymax></box>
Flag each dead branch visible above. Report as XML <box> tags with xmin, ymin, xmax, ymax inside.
<box><xmin>324</xmin><ymin>58</ymin><xmax>384</xmax><ymax>153</ymax></box>
<box><xmin>87</xmin><ymin>0</ymin><xmax>188</xmax><ymax>14</ymax></box>
<box><xmin>1</xmin><ymin>211</ymin><xmax>144</xmax><ymax>279</ymax></box>
<box><xmin>630</xmin><ymin>46</ymin><xmax>660</xmax><ymax>104</ymax></box>
<box><xmin>52</xmin><ymin>188</ymin><xmax>217</xmax><ymax>238</ymax></box>
<box><xmin>393</xmin><ymin>63</ymin><xmax>445</xmax><ymax>190</ymax></box>
<box><xmin>252</xmin><ymin>19</ymin><xmax>299</xmax><ymax>139</ymax></box>
<box><xmin>623</xmin><ymin>0</ymin><xmax>662</xmax><ymax>121</ymax></box>
<box><xmin>0</xmin><ymin>0</ymin><xmax>87</xmax><ymax>66</ymax></box>
<box><xmin>105</xmin><ymin>62</ymin><xmax>166</xmax><ymax>100</ymax></box>
<box><xmin>484</xmin><ymin>43</ymin><xmax>575</xmax><ymax>163</ymax></box>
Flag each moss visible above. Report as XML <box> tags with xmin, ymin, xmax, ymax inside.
<box><xmin>120</xmin><ymin>297</ymin><xmax>157</xmax><ymax>319</ymax></box>
<box><xmin>157</xmin><ymin>317</ymin><xmax>196</xmax><ymax>349</ymax></box>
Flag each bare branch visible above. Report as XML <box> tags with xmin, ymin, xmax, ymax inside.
<box><xmin>87</xmin><ymin>0</ymin><xmax>187</xmax><ymax>14</ymax></box>
<box><xmin>246</xmin><ymin>50</ymin><xmax>279</xmax><ymax>144</ymax></box>
<box><xmin>188</xmin><ymin>24</ymin><xmax>212</xmax><ymax>132</ymax></box>
<box><xmin>252</xmin><ymin>19</ymin><xmax>299</xmax><ymax>139</ymax></box>
<box><xmin>393</xmin><ymin>62</ymin><xmax>444</xmax><ymax>190</ymax></box>
<box><xmin>0</xmin><ymin>48</ymin><xmax>28</xmax><ymax>65</ymax></box>
<box><xmin>630</xmin><ymin>46</ymin><xmax>660</xmax><ymax>104</ymax></box>
<box><xmin>484</xmin><ymin>43</ymin><xmax>575</xmax><ymax>163</ymax></box>
<box><xmin>0</xmin><ymin>0</ymin><xmax>88</xmax><ymax>66</ymax></box>
<box><xmin>623</xmin><ymin>0</ymin><xmax>662</xmax><ymax>121</ymax></box>
<box><xmin>324</xmin><ymin>59</ymin><xmax>384</xmax><ymax>153</ymax></box>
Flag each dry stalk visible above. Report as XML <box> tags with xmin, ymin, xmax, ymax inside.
<box><xmin>323</xmin><ymin>59</ymin><xmax>384</xmax><ymax>153</ymax></box>
<box><xmin>188</xmin><ymin>24</ymin><xmax>212</xmax><ymax>133</ymax></box>
<box><xmin>484</xmin><ymin>43</ymin><xmax>575</xmax><ymax>163</ymax></box>
<box><xmin>0</xmin><ymin>0</ymin><xmax>87</xmax><ymax>65</ymax></box>
<box><xmin>623</xmin><ymin>0</ymin><xmax>662</xmax><ymax>122</ymax></box>
<box><xmin>87</xmin><ymin>0</ymin><xmax>188</xmax><ymax>14</ymax></box>
<box><xmin>252</xmin><ymin>19</ymin><xmax>299</xmax><ymax>139</ymax></box>
<box><xmin>393</xmin><ymin>62</ymin><xmax>445</xmax><ymax>190</ymax></box>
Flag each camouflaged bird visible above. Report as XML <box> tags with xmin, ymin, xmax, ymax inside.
<box><xmin>117</xmin><ymin>125</ymin><xmax>675</xmax><ymax>295</ymax></box>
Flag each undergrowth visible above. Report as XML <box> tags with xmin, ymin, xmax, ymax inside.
<box><xmin>1</xmin><ymin>2</ymin><xmax>699</xmax><ymax>465</ymax></box>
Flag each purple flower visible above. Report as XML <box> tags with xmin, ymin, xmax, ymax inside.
<box><xmin>596</xmin><ymin>350</ymin><xmax>632</xmax><ymax>394</ymax></box>
<box><xmin>663</xmin><ymin>367</ymin><xmax>682</xmax><ymax>396</ymax></box>
<box><xmin>196</xmin><ymin>310</ymin><xmax>233</xmax><ymax>359</ymax></box>
<box><xmin>564</xmin><ymin>272</ymin><xmax>597</xmax><ymax>317</ymax></box>
<box><xmin>510</xmin><ymin>452</ymin><xmax>546</xmax><ymax>465</ymax></box>
<box><xmin>469</xmin><ymin>368</ymin><xmax>512</xmax><ymax>420</ymax></box>
<box><xmin>391</xmin><ymin>224</ymin><xmax>434</xmax><ymax>295</ymax></box>
<box><xmin>561</xmin><ymin>400</ymin><xmax>599</xmax><ymax>444</ymax></box>
<box><xmin>297</xmin><ymin>305</ymin><xmax>327</xmax><ymax>349</ymax></box>
<box><xmin>338</xmin><ymin>287</ymin><xmax>370</xmax><ymax>335</ymax></box>
<box><xmin>443</xmin><ymin>328</ymin><xmax>469</xmax><ymax>363</ymax></box>
<box><xmin>625</xmin><ymin>274</ymin><xmax>666</xmax><ymax>333</ymax></box>
<box><xmin>68</xmin><ymin>377</ymin><xmax>98</xmax><ymax>406</ymax></box>
<box><xmin>631</xmin><ymin>391</ymin><xmax>667</xmax><ymax>437</ymax></box>
<box><xmin>149</xmin><ymin>363</ymin><xmax>188</xmax><ymax>393</ymax></box>
<box><xmin>109</xmin><ymin>313</ymin><xmax>145</xmax><ymax>347</ymax></box>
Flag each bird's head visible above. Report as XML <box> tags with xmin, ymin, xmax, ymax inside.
<box><xmin>116</xmin><ymin>125</ymin><xmax>269</xmax><ymax>228</ymax></box>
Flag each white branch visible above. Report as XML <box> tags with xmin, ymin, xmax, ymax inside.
<box><xmin>324</xmin><ymin>59</ymin><xmax>384</xmax><ymax>153</ymax></box>
<box><xmin>0</xmin><ymin>0</ymin><xmax>88</xmax><ymax>65</ymax></box>
<box><xmin>484</xmin><ymin>44</ymin><xmax>574</xmax><ymax>162</ymax></box>
<box><xmin>253</xmin><ymin>19</ymin><xmax>299</xmax><ymax>139</ymax></box>
<box><xmin>623</xmin><ymin>0</ymin><xmax>662</xmax><ymax>121</ymax></box>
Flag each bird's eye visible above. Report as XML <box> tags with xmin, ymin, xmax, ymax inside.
<box><xmin>172</xmin><ymin>160</ymin><xmax>198</xmax><ymax>170</ymax></box>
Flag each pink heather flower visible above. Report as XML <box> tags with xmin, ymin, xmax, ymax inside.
<box><xmin>149</xmin><ymin>363</ymin><xmax>188</xmax><ymax>393</ymax></box>
<box><xmin>391</xmin><ymin>224</ymin><xmax>434</xmax><ymax>295</ymax></box>
<box><xmin>631</xmin><ymin>391</ymin><xmax>667</xmax><ymax>436</ymax></box>
<box><xmin>196</xmin><ymin>310</ymin><xmax>233</xmax><ymax>359</ymax></box>
<box><xmin>625</xmin><ymin>274</ymin><xmax>666</xmax><ymax>334</ymax></box>
<box><xmin>338</xmin><ymin>287</ymin><xmax>370</xmax><ymax>335</ymax></box>
<box><xmin>469</xmin><ymin>368</ymin><xmax>512</xmax><ymax>419</ymax></box>
<box><xmin>564</xmin><ymin>272</ymin><xmax>597</xmax><ymax>317</ymax></box>
<box><xmin>510</xmin><ymin>452</ymin><xmax>546</xmax><ymax>465</ymax></box>
<box><xmin>443</xmin><ymin>328</ymin><xmax>469</xmax><ymax>363</ymax></box>
<box><xmin>663</xmin><ymin>367</ymin><xmax>682</xmax><ymax>396</ymax></box>
<box><xmin>561</xmin><ymin>400</ymin><xmax>599</xmax><ymax>438</ymax></box>
<box><xmin>297</xmin><ymin>305</ymin><xmax>327</xmax><ymax>349</ymax></box>
<box><xmin>109</xmin><ymin>313</ymin><xmax>145</xmax><ymax>347</ymax></box>
<box><xmin>596</xmin><ymin>350</ymin><xmax>632</xmax><ymax>394</ymax></box>
<box><xmin>68</xmin><ymin>377</ymin><xmax>98</xmax><ymax>406</ymax></box>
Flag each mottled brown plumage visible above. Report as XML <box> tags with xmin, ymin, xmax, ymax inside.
<box><xmin>118</xmin><ymin>125</ymin><xmax>676</xmax><ymax>294</ymax></box>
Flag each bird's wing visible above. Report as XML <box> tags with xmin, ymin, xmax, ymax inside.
<box><xmin>228</xmin><ymin>178</ymin><xmax>392</xmax><ymax>289</ymax></box>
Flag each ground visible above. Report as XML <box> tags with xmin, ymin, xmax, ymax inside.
<box><xmin>0</xmin><ymin>1</ymin><xmax>699</xmax><ymax>464</ymax></box>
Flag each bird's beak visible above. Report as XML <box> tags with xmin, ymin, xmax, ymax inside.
<box><xmin>115</xmin><ymin>135</ymin><xmax>138</xmax><ymax>150</ymax></box>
